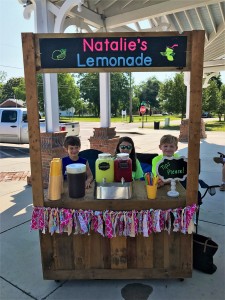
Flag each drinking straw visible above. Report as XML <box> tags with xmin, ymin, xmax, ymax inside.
<box><xmin>145</xmin><ymin>173</ymin><xmax>158</xmax><ymax>186</ymax></box>
<box><xmin>146</xmin><ymin>172</ymin><xmax>151</xmax><ymax>185</ymax></box>
<box><xmin>153</xmin><ymin>176</ymin><xmax>159</xmax><ymax>186</ymax></box>
<box><xmin>144</xmin><ymin>173</ymin><xmax>148</xmax><ymax>185</ymax></box>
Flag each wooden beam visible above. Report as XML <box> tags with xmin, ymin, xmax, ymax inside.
<box><xmin>22</xmin><ymin>32</ymin><xmax>44</xmax><ymax>207</ymax></box>
<box><xmin>186</xmin><ymin>30</ymin><xmax>205</xmax><ymax>205</ymax></box>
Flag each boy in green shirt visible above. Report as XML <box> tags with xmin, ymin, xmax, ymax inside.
<box><xmin>152</xmin><ymin>134</ymin><xmax>179</xmax><ymax>187</ymax></box>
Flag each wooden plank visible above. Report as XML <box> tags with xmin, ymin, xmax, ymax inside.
<box><xmin>39</xmin><ymin>233</ymin><xmax>54</xmax><ymax>272</ymax></box>
<box><xmin>110</xmin><ymin>236</ymin><xmax>127</xmax><ymax>269</ymax></box>
<box><xmin>90</xmin><ymin>233</ymin><xmax>105</xmax><ymax>269</ymax></box>
<box><xmin>127</xmin><ymin>237</ymin><xmax>137</xmax><ymax>268</ymax></box>
<box><xmin>153</xmin><ymin>233</ymin><xmax>164</xmax><ymax>268</ymax></box>
<box><xmin>43</xmin><ymin>268</ymin><xmax>192</xmax><ymax>280</ymax></box>
<box><xmin>180</xmin><ymin>234</ymin><xmax>192</xmax><ymax>271</ymax></box>
<box><xmin>73</xmin><ymin>234</ymin><xmax>111</xmax><ymax>270</ymax></box>
<box><xmin>22</xmin><ymin>33</ymin><xmax>44</xmax><ymax>206</ymax></box>
<box><xmin>163</xmin><ymin>232</ymin><xmax>170</xmax><ymax>269</ymax></box>
<box><xmin>53</xmin><ymin>234</ymin><xmax>74</xmax><ymax>270</ymax></box>
<box><xmin>36</xmin><ymin>31</ymin><xmax>192</xmax><ymax>39</ymax></box>
<box><xmin>102</xmin><ymin>236</ymin><xmax>111</xmax><ymax>269</ymax></box>
<box><xmin>186</xmin><ymin>30</ymin><xmax>205</xmax><ymax>205</ymax></box>
<box><xmin>73</xmin><ymin>235</ymin><xmax>91</xmax><ymax>270</ymax></box>
<box><xmin>45</xmin><ymin>198</ymin><xmax>186</xmax><ymax>211</ymax></box>
<box><xmin>37</xmin><ymin>66</ymin><xmax>190</xmax><ymax>74</ymax></box>
<box><xmin>136</xmin><ymin>235</ymin><xmax>153</xmax><ymax>269</ymax></box>
<box><xmin>45</xmin><ymin>181</ymin><xmax>187</xmax><ymax>211</ymax></box>
<box><xmin>167</xmin><ymin>232</ymin><xmax>180</xmax><ymax>270</ymax></box>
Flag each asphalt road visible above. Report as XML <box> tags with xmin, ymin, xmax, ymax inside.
<box><xmin>0</xmin><ymin>118</ymin><xmax>219</xmax><ymax>158</ymax></box>
<box><xmin>0</xmin><ymin>144</ymin><xmax>30</xmax><ymax>158</ymax></box>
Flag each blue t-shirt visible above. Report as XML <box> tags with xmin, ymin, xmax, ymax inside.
<box><xmin>62</xmin><ymin>156</ymin><xmax>87</xmax><ymax>179</ymax></box>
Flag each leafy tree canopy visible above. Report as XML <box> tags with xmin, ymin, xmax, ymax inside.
<box><xmin>2</xmin><ymin>77</ymin><xmax>25</xmax><ymax>101</ymax></box>
<box><xmin>135</xmin><ymin>76</ymin><xmax>161</xmax><ymax>109</ymax></box>
<box><xmin>202</xmin><ymin>80</ymin><xmax>221</xmax><ymax>116</ymax></box>
<box><xmin>158</xmin><ymin>73</ymin><xmax>186</xmax><ymax>118</ymax></box>
<box><xmin>37</xmin><ymin>73</ymin><xmax>80</xmax><ymax>113</ymax></box>
<box><xmin>77</xmin><ymin>72</ymin><xmax>131</xmax><ymax>117</ymax></box>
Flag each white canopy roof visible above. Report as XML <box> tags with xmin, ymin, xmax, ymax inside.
<box><xmin>20</xmin><ymin>0</ymin><xmax>225</xmax><ymax>75</ymax></box>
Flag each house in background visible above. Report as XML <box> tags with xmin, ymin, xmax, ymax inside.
<box><xmin>59</xmin><ymin>107</ymin><xmax>75</xmax><ymax>117</ymax></box>
<box><xmin>0</xmin><ymin>99</ymin><xmax>75</xmax><ymax>118</ymax></box>
<box><xmin>0</xmin><ymin>98</ymin><xmax>25</xmax><ymax>108</ymax></box>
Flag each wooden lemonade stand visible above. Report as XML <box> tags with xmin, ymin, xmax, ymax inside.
<box><xmin>22</xmin><ymin>31</ymin><xmax>205</xmax><ymax>280</ymax></box>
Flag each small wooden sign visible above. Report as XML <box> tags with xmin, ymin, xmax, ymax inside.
<box><xmin>156</xmin><ymin>156</ymin><xmax>187</xmax><ymax>182</ymax></box>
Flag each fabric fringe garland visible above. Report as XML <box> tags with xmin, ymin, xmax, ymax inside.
<box><xmin>30</xmin><ymin>205</ymin><xmax>197</xmax><ymax>238</ymax></box>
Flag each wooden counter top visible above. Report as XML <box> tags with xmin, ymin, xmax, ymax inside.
<box><xmin>44</xmin><ymin>181</ymin><xmax>186</xmax><ymax>210</ymax></box>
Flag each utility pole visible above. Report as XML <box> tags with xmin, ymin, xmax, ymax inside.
<box><xmin>14</xmin><ymin>94</ymin><xmax>17</xmax><ymax>107</ymax></box>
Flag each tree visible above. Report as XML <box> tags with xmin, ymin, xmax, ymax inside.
<box><xmin>13</xmin><ymin>77</ymin><xmax>26</xmax><ymax>101</ymax></box>
<box><xmin>2</xmin><ymin>77</ymin><xmax>25</xmax><ymax>101</ymax></box>
<box><xmin>135</xmin><ymin>76</ymin><xmax>161</xmax><ymax>109</ymax></box>
<box><xmin>78</xmin><ymin>72</ymin><xmax>131</xmax><ymax>117</ymax></box>
<box><xmin>202</xmin><ymin>80</ymin><xmax>220</xmax><ymax>116</ymax></box>
<box><xmin>0</xmin><ymin>71</ymin><xmax>7</xmax><ymax>101</ymax></box>
<box><xmin>74</xmin><ymin>98</ymin><xmax>87</xmax><ymax>117</ymax></box>
<box><xmin>158</xmin><ymin>73</ymin><xmax>186</xmax><ymax>118</ymax></box>
<box><xmin>37</xmin><ymin>73</ymin><xmax>80</xmax><ymax>113</ymax></box>
<box><xmin>58</xmin><ymin>73</ymin><xmax>80</xmax><ymax>110</ymax></box>
<box><xmin>111</xmin><ymin>73</ymin><xmax>130</xmax><ymax>117</ymax></box>
<box><xmin>132</xmin><ymin>96</ymin><xmax>140</xmax><ymax>114</ymax></box>
<box><xmin>209</xmin><ymin>73</ymin><xmax>223</xmax><ymax>90</ymax></box>
<box><xmin>219</xmin><ymin>84</ymin><xmax>225</xmax><ymax>121</ymax></box>
<box><xmin>37</xmin><ymin>74</ymin><xmax>44</xmax><ymax>111</ymax></box>
<box><xmin>78</xmin><ymin>73</ymin><xmax>100</xmax><ymax>117</ymax></box>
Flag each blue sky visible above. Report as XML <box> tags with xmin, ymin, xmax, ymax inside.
<box><xmin>1</xmin><ymin>0</ymin><xmax>224</xmax><ymax>85</ymax></box>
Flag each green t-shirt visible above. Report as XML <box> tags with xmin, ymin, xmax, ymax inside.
<box><xmin>132</xmin><ymin>158</ymin><xmax>144</xmax><ymax>180</ymax></box>
<box><xmin>152</xmin><ymin>153</ymin><xmax>179</xmax><ymax>177</ymax></box>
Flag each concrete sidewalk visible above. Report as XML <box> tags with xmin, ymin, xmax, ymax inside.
<box><xmin>0</xmin><ymin>126</ymin><xmax>225</xmax><ymax>300</ymax></box>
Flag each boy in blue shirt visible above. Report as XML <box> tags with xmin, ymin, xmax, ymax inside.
<box><xmin>62</xmin><ymin>136</ymin><xmax>93</xmax><ymax>188</ymax></box>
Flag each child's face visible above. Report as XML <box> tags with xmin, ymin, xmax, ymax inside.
<box><xmin>159</xmin><ymin>143</ymin><xmax>177</xmax><ymax>157</ymax></box>
<box><xmin>66</xmin><ymin>145</ymin><xmax>80</xmax><ymax>160</ymax></box>
<box><xmin>119</xmin><ymin>141</ymin><xmax>132</xmax><ymax>154</ymax></box>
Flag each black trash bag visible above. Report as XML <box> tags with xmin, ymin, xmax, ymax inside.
<box><xmin>193</xmin><ymin>233</ymin><xmax>218</xmax><ymax>274</ymax></box>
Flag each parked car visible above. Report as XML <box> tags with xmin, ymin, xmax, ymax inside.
<box><xmin>0</xmin><ymin>108</ymin><xmax>80</xmax><ymax>143</ymax></box>
<box><xmin>202</xmin><ymin>112</ymin><xmax>212</xmax><ymax>118</ymax></box>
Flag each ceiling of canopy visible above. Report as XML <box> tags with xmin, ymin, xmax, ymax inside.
<box><xmin>23</xmin><ymin>0</ymin><xmax>225</xmax><ymax>75</ymax></box>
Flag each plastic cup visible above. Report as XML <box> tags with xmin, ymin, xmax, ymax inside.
<box><xmin>146</xmin><ymin>185</ymin><xmax>157</xmax><ymax>200</ymax></box>
<box><xmin>48</xmin><ymin>158</ymin><xmax>62</xmax><ymax>200</ymax></box>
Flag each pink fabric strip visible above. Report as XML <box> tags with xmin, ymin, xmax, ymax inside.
<box><xmin>30</xmin><ymin>205</ymin><xmax>198</xmax><ymax>237</ymax></box>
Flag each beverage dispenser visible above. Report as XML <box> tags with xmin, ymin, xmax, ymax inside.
<box><xmin>95</xmin><ymin>153</ymin><xmax>114</xmax><ymax>183</ymax></box>
<box><xmin>114</xmin><ymin>153</ymin><xmax>132</xmax><ymax>182</ymax></box>
<box><xmin>66</xmin><ymin>163</ymin><xmax>86</xmax><ymax>198</ymax></box>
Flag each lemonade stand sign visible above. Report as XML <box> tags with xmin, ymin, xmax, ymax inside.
<box><xmin>157</xmin><ymin>156</ymin><xmax>187</xmax><ymax>197</ymax></box>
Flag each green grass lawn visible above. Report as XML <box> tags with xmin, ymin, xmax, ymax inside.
<box><xmin>146</xmin><ymin>120</ymin><xmax>225</xmax><ymax>131</ymax></box>
<box><xmin>204</xmin><ymin>121</ymin><xmax>225</xmax><ymax>131</ymax></box>
<box><xmin>61</xmin><ymin>114</ymin><xmax>180</xmax><ymax>123</ymax></box>
<box><xmin>60</xmin><ymin>115</ymin><xmax>225</xmax><ymax>131</ymax></box>
<box><xmin>159</xmin><ymin>120</ymin><xmax>225</xmax><ymax>131</ymax></box>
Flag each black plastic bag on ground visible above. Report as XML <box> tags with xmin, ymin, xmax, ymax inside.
<box><xmin>193</xmin><ymin>233</ymin><xmax>218</xmax><ymax>274</ymax></box>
